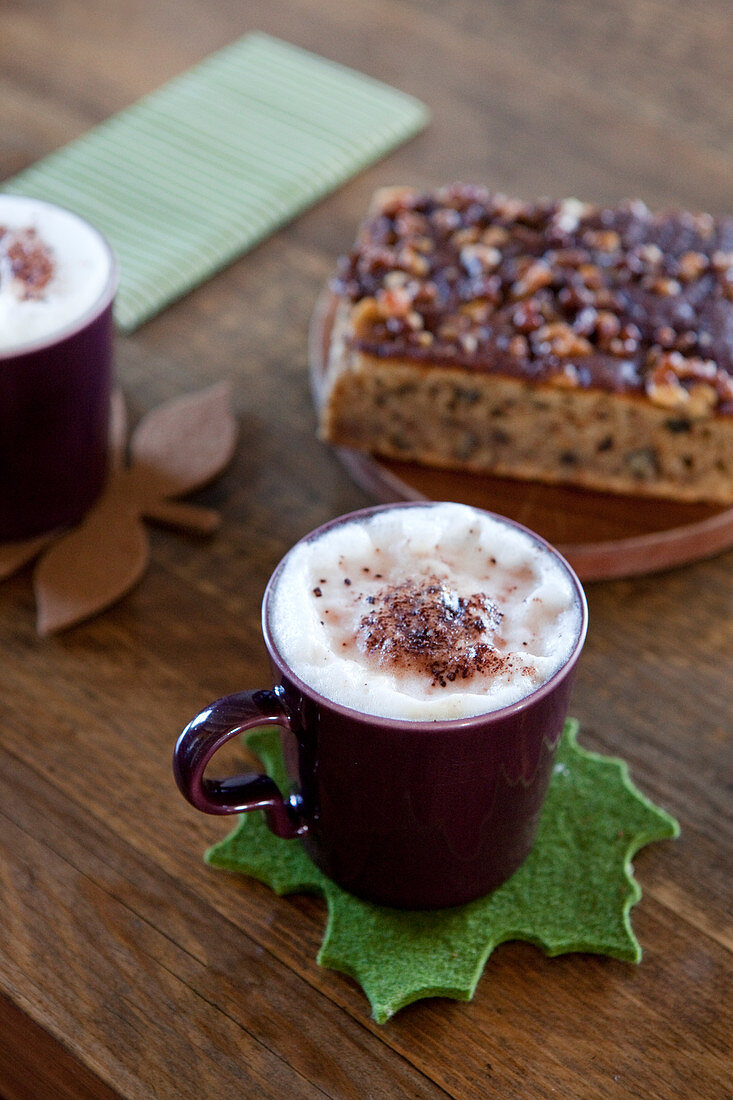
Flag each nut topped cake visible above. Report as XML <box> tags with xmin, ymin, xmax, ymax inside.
<box><xmin>318</xmin><ymin>185</ymin><xmax>733</xmax><ymax>503</ymax></box>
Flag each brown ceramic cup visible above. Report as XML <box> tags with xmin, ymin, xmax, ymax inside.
<box><xmin>0</xmin><ymin>196</ymin><xmax>117</xmax><ymax>542</ymax></box>
<box><xmin>173</xmin><ymin>503</ymin><xmax>588</xmax><ymax>909</ymax></box>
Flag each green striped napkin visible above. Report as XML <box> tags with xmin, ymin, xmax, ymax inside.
<box><xmin>2</xmin><ymin>33</ymin><xmax>428</xmax><ymax>332</ymax></box>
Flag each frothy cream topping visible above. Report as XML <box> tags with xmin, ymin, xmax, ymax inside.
<box><xmin>0</xmin><ymin>196</ymin><xmax>113</xmax><ymax>354</ymax></box>
<box><xmin>268</xmin><ymin>503</ymin><xmax>583</xmax><ymax>721</ymax></box>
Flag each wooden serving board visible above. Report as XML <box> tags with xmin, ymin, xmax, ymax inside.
<box><xmin>309</xmin><ymin>289</ymin><xmax>733</xmax><ymax>581</ymax></box>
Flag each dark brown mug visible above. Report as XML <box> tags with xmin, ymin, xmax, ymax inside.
<box><xmin>173</xmin><ymin>504</ymin><xmax>588</xmax><ymax>909</ymax></box>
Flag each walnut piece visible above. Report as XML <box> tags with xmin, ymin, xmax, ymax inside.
<box><xmin>645</xmin><ymin>351</ymin><xmax>732</xmax><ymax>418</ymax></box>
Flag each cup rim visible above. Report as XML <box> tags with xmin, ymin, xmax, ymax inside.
<box><xmin>262</xmin><ymin>501</ymin><xmax>588</xmax><ymax>732</ymax></box>
<box><xmin>0</xmin><ymin>194</ymin><xmax>118</xmax><ymax>360</ymax></box>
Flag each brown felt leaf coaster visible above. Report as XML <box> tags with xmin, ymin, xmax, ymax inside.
<box><xmin>0</xmin><ymin>382</ymin><xmax>237</xmax><ymax>634</ymax></box>
<box><xmin>207</xmin><ymin>720</ymin><xmax>680</xmax><ymax>1023</ymax></box>
<box><xmin>0</xmin><ymin>532</ymin><xmax>55</xmax><ymax>581</ymax></box>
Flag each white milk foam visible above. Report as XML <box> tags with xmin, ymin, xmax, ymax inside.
<box><xmin>0</xmin><ymin>196</ymin><xmax>113</xmax><ymax>353</ymax></box>
<box><xmin>268</xmin><ymin>503</ymin><xmax>583</xmax><ymax>721</ymax></box>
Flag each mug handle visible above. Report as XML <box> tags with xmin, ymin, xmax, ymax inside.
<box><xmin>172</xmin><ymin>689</ymin><xmax>308</xmax><ymax>839</ymax></box>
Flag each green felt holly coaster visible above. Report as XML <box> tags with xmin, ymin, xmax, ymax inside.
<box><xmin>206</xmin><ymin>720</ymin><xmax>679</xmax><ymax>1023</ymax></box>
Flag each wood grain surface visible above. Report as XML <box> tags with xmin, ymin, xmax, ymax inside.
<box><xmin>1</xmin><ymin>2</ymin><xmax>731</xmax><ymax>1098</ymax></box>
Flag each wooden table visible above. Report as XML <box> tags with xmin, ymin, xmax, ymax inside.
<box><xmin>1</xmin><ymin>2</ymin><xmax>731</xmax><ymax>1097</ymax></box>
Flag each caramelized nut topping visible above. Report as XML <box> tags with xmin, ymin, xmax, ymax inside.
<box><xmin>676</xmin><ymin>251</ymin><xmax>708</xmax><ymax>281</ymax></box>
<box><xmin>460</xmin><ymin>243</ymin><xmax>502</xmax><ymax>275</ymax></box>
<box><xmin>646</xmin><ymin>350</ymin><xmax>733</xmax><ymax>417</ymax></box>
<box><xmin>349</xmin><ymin>297</ymin><xmax>385</xmax><ymax>337</ymax></box>
<box><xmin>595</xmin><ymin>310</ymin><xmax>621</xmax><ymax>344</ymax></box>
<box><xmin>583</xmin><ymin>229</ymin><xmax>621</xmax><ymax>252</ymax></box>
<box><xmin>510</xmin><ymin>259</ymin><xmax>553</xmax><ymax>299</ymax></box>
<box><xmin>508</xmin><ymin>334</ymin><xmax>529</xmax><ymax>358</ymax></box>
<box><xmin>333</xmin><ymin>186</ymin><xmax>733</xmax><ymax>411</ymax></box>
<box><xmin>645</xmin><ymin>276</ymin><xmax>682</xmax><ymax>297</ymax></box>
<box><xmin>549</xmin><ymin>362</ymin><xmax>581</xmax><ymax>388</ymax></box>
<box><xmin>481</xmin><ymin>225</ymin><xmax>510</xmax><ymax>247</ymax></box>
<box><xmin>532</xmin><ymin>322</ymin><xmax>592</xmax><ymax>359</ymax></box>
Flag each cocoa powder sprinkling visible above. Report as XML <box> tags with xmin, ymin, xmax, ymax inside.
<box><xmin>0</xmin><ymin>227</ymin><xmax>55</xmax><ymax>299</ymax></box>
<box><xmin>356</xmin><ymin>575</ymin><xmax>511</xmax><ymax>687</ymax></box>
